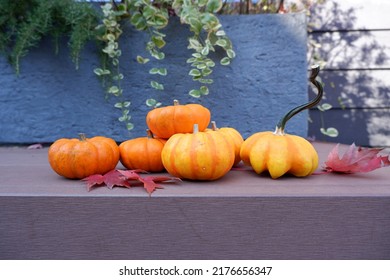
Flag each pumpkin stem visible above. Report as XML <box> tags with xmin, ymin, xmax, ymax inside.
<box><xmin>173</xmin><ymin>99</ymin><xmax>179</xmax><ymax>106</ymax></box>
<box><xmin>211</xmin><ymin>120</ymin><xmax>218</xmax><ymax>131</ymax></box>
<box><xmin>193</xmin><ymin>123</ymin><xmax>199</xmax><ymax>134</ymax></box>
<box><xmin>146</xmin><ymin>129</ymin><xmax>154</xmax><ymax>139</ymax></box>
<box><xmin>275</xmin><ymin>65</ymin><xmax>323</xmax><ymax>134</ymax></box>
<box><xmin>78</xmin><ymin>133</ymin><xmax>87</xmax><ymax>141</ymax></box>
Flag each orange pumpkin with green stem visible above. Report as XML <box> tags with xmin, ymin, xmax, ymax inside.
<box><xmin>240</xmin><ymin>65</ymin><xmax>323</xmax><ymax>179</ymax></box>
<box><xmin>48</xmin><ymin>133</ymin><xmax>120</xmax><ymax>179</ymax></box>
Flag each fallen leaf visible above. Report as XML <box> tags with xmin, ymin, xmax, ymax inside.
<box><xmin>103</xmin><ymin>170</ymin><xmax>131</xmax><ymax>189</ymax></box>
<box><xmin>82</xmin><ymin>169</ymin><xmax>181</xmax><ymax>195</ymax></box>
<box><xmin>27</xmin><ymin>143</ymin><xmax>43</xmax><ymax>149</ymax></box>
<box><xmin>323</xmin><ymin>143</ymin><xmax>390</xmax><ymax>173</ymax></box>
<box><xmin>139</xmin><ymin>176</ymin><xmax>182</xmax><ymax>195</ymax></box>
<box><xmin>83</xmin><ymin>174</ymin><xmax>105</xmax><ymax>191</ymax></box>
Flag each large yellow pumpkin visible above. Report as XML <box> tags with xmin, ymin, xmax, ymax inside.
<box><xmin>48</xmin><ymin>133</ymin><xmax>119</xmax><ymax>179</ymax></box>
<box><xmin>240</xmin><ymin>65</ymin><xmax>323</xmax><ymax>179</ymax></box>
<box><xmin>146</xmin><ymin>99</ymin><xmax>211</xmax><ymax>139</ymax></box>
<box><xmin>119</xmin><ymin>130</ymin><xmax>166</xmax><ymax>172</ymax></box>
<box><xmin>161</xmin><ymin>124</ymin><xmax>234</xmax><ymax>180</ymax></box>
<box><xmin>240</xmin><ymin>130</ymin><xmax>318</xmax><ymax>179</ymax></box>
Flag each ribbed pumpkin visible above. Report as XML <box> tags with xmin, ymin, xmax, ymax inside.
<box><xmin>146</xmin><ymin>99</ymin><xmax>211</xmax><ymax>139</ymax></box>
<box><xmin>161</xmin><ymin>124</ymin><xmax>234</xmax><ymax>180</ymax></box>
<box><xmin>208</xmin><ymin>121</ymin><xmax>244</xmax><ymax>166</ymax></box>
<box><xmin>48</xmin><ymin>133</ymin><xmax>119</xmax><ymax>179</ymax></box>
<box><xmin>240</xmin><ymin>65</ymin><xmax>323</xmax><ymax>179</ymax></box>
<box><xmin>119</xmin><ymin>130</ymin><xmax>166</xmax><ymax>172</ymax></box>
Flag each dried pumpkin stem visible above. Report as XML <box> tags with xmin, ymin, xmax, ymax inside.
<box><xmin>275</xmin><ymin>65</ymin><xmax>323</xmax><ymax>135</ymax></box>
<box><xmin>211</xmin><ymin>120</ymin><xmax>218</xmax><ymax>131</ymax></box>
<box><xmin>173</xmin><ymin>99</ymin><xmax>179</xmax><ymax>106</ymax></box>
<box><xmin>78</xmin><ymin>133</ymin><xmax>87</xmax><ymax>141</ymax></box>
<box><xmin>146</xmin><ymin>129</ymin><xmax>154</xmax><ymax>139</ymax></box>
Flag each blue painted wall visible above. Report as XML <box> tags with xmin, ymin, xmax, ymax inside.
<box><xmin>0</xmin><ymin>13</ymin><xmax>308</xmax><ymax>144</ymax></box>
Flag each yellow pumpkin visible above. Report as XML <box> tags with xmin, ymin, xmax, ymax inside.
<box><xmin>240</xmin><ymin>65</ymin><xmax>323</xmax><ymax>179</ymax></box>
<box><xmin>161</xmin><ymin>124</ymin><xmax>234</xmax><ymax>180</ymax></box>
<box><xmin>240</xmin><ymin>129</ymin><xmax>318</xmax><ymax>179</ymax></box>
<box><xmin>207</xmin><ymin>121</ymin><xmax>244</xmax><ymax>166</ymax></box>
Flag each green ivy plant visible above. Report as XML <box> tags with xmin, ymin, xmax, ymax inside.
<box><xmin>93</xmin><ymin>0</ymin><xmax>235</xmax><ymax>131</ymax></box>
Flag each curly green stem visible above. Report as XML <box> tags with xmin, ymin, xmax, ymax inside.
<box><xmin>274</xmin><ymin>65</ymin><xmax>323</xmax><ymax>135</ymax></box>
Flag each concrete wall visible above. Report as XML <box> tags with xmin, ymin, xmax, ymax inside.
<box><xmin>0</xmin><ymin>13</ymin><xmax>308</xmax><ymax>144</ymax></box>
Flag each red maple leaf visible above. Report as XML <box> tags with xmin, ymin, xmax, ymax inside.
<box><xmin>323</xmin><ymin>143</ymin><xmax>390</xmax><ymax>173</ymax></box>
<box><xmin>83</xmin><ymin>174</ymin><xmax>105</xmax><ymax>191</ymax></box>
<box><xmin>103</xmin><ymin>170</ymin><xmax>131</xmax><ymax>189</ymax></box>
<box><xmin>139</xmin><ymin>176</ymin><xmax>182</xmax><ymax>195</ymax></box>
<box><xmin>82</xmin><ymin>169</ymin><xmax>181</xmax><ymax>195</ymax></box>
<box><xmin>83</xmin><ymin>170</ymin><xmax>130</xmax><ymax>191</ymax></box>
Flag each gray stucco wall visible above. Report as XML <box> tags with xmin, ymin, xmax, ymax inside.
<box><xmin>0</xmin><ymin>13</ymin><xmax>308</xmax><ymax>144</ymax></box>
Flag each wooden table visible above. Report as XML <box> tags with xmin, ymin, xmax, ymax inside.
<box><xmin>1</xmin><ymin>142</ymin><xmax>389</xmax><ymax>259</ymax></box>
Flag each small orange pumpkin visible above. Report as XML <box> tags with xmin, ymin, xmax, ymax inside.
<box><xmin>161</xmin><ymin>124</ymin><xmax>234</xmax><ymax>180</ymax></box>
<box><xmin>146</xmin><ymin>99</ymin><xmax>211</xmax><ymax>139</ymax></box>
<box><xmin>48</xmin><ymin>133</ymin><xmax>119</xmax><ymax>179</ymax></box>
<box><xmin>240</xmin><ymin>65</ymin><xmax>323</xmax><ymax>179</ymax></box>
<box><xmin>119</xmin><ymin>130</ymin><xmax>166</xmax><ymax>172</ymax></box>
<box><xmin>207</xmin><ymin>121</ymin><xmax>244</xmax><ymax>166</ymax></box>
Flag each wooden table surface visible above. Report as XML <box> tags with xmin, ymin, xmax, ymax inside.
<box><xmin>1</xmin><ymin>142</ymin><xmax>390</xmax><ymax>260</ymax></box>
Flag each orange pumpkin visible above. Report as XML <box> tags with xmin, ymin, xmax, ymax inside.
<box><xmin>48</xmin><ymin>133</ymin><xmax>120</xmax><ymax>179</ymax></box>
<box><xmin>208</xmin><ymin>121</ymin><xmax>244</xmax><ymax>166</ymax></box>
<box><xmin>119</xmin><ymin>130</ymin><xmax>166</xmax><ymax>172</ymax></box>
<box><xmin>240</xmin><ymin>65</ymin><xmax>323</xmax><ymax>179</ymax></box>
<box><xmin>146</xmin><ymin>99</ymin><xmax>211</xmax><ymax>139</ymax></box>
<box><xmin>161</xmin><ymin>124</ymin><xmax>234</xmax><ymax>180</ymax></box>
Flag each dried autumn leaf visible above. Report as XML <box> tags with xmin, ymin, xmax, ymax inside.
<box><xmin>82</xmin><ymin>169</ymin><xmax>181</xmax><ymax>195</ymax></box>
<box><xmin>83</xmin><ymin>170</ymin><xmax>130</xmax><ymax>191</ymax></box>
<box><xmin>83</xmin><ymin>174</ymin><xmax>105</xmax><ymax>191</ymax></box>
<box><xmin>138</xmin><ymin>176</ymin><xmax>182</xmax><ymax>195</ymax></box>
<box><xmin>103</xmin><ymin>170</ymin><xmax>131</xmax><ymax>189</ymax></box>
<box><xmin>323</xmin><ymin>143</ymin><xmax>390</xmax><ymax>173</ymax></box>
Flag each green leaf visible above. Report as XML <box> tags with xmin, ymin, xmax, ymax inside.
<box><xmin>189</xmin><ymin>89</ymin><xmax>201</xmax><ymax>98</ymax></box>
<box><xmin>137</xmin><ymin>55</ymin><xmax>150</xmax><ymax>64</ymax></box>
<box><xmin>152</xmin><ymin>36</ymin><xmax>166</xmax><ymax>49</ymax></box>
<box><xmin>201</xmin><ymin>68</ymin><xmax>212</xmax><ymax>76</ymax></box>
<box><xmin>189</xmin><ymin>69</ymin><xmax>201</xmax><ymax>76</ymax></box>
<box><xmin>114</xmin><ymin>102</ymin><xmax>123</xmax><ymax>108</ymax></box>
<box><xmin>216</xmin><ymin>30</ymin><xmax>226</xmax><ymax>36</ymax></box>
<box><xmin>320</xmin><ymin>127</ymin><xmax>339</xmax><ymax>137</ymax></box>
<box><xmin>206</xmin><ymin>0</ymin><xmax>223</xmax><ymax>13</ymax></box>
<box><xmin>146</xmin><ymin>98</ymin><xmax>157</xmax><ymax>107</ymax></box>
<box><xmin>150</xmin><ymin>81</ymin><xmax>164</xmax><ymax>90</ymax></box>
<box><xmin>317</xmin><ymin>103</ymin><xmax>333</xmax><ymax>111</ymax></box>
<box><xmin>108</xmin><ymin>86</ymin><xmax>120</xmax><ymax>95</ymax></box>
<box><xmin>188</xmin><ymin>38</ymin><xmax>202</xmax><ymax>50</ymax></box>
<box><xmin>200</xmin><ymin>86</ymin><xmax>209</xmax><ymax>95</ymax></box>
<box><xmin>220</xmin><ymin>57</ymin><xmax>231</xmax><ymax>65</ymax></box>
<box><xmin>94</xmin><ymin>68</ymin><xmax>111</xmax><ymax>76</ymax></box>
<box><xmin>118</xmin><ymin>115</ymin><xmax>129</xmax><ymax>122</ymax></box>
<box><xmin>226</xmin><ymin>49</ymin><xmax>236</xmax><ymax>59</ymax></box>
<box><xmin>126</xmin><ymin>123</ymin><xmax>134</xmax><ymax>131</ymax></box>
<box><xmin>216</xmin><ymin>39</ymin><xmax>227</xmax><ymax>47</ymax></box>
<box><xmin>149</xmin><ymin>68</ymin><xmax>167</xmax><ymax>76</ymax></box>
